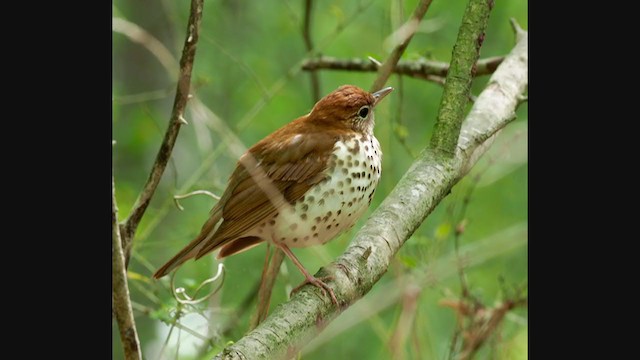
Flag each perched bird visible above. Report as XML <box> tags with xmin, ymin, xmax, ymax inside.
<box><xmin>153</xmin><ymin>85</ymin><xmax>393</xmax><ymax>305</ymax></box>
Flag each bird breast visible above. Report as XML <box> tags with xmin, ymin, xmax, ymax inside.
<box><xmin>254</xmin><ymin>134</ymin><xmax>382</xmax><ymax>247</ymax></box>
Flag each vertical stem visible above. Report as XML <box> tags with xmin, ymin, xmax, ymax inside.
<box><xmin>112</xmin><ymin>176</ymin><xmax>142</xmax><ymax>360</ymax></box>
<box><xmin>303</xmin><ymin>0</ymin><xmax>321</xmax><ymax>101</ymax></box>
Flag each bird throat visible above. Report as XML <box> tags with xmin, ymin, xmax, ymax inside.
<box><xmin>251</xmin><ymin>132</ymin><xmax>382</xmax><ymax>247</ymax></box>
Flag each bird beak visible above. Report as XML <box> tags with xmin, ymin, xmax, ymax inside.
<box><xmin>372</xmin><ymin>87</ymin><xmax>394</xmax><ymax>106</ymax></box>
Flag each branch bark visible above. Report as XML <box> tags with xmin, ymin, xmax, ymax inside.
<box><xmin>112</xmin><ymin>176</ymin><xmax>142</xmax><ymax>360</ymax></box>
<box><xmin>214</xmin><ymin>22</ymin><xmax>527</xmax><ymax>360</ymax></box>
<box><xmin>302</xmin><ymin>55</ymin><xmax>503</xmax><ymax>80</ymax></box>
<box><xmin>430</xmin><ymin>0</ymin><xmax>494</xmax><ymax>155</ymax></box>
<box><xmin>370</xmin><ymin>0</ymin><xmax>433</xmax><ymax>92</ymax></box>
<box><xmin>120</xmin><ymin>0</ymin><xmax>205</xmax><ymax>261</ymax></box>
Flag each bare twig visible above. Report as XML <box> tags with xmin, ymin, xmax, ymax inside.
<box><xmin>112</xmin><ymin>176</ymin><xmax>142</xmax><ymax>360</ymax></box>
<box><xmin>302</xmin><ymin>0</ymin><xmax>321</xmax><ymax>101</ymax></box>
<box><xmin>371</xmin><ymin>0</ymin><xmax>434</xmax><ymax>92</ymax></box>
<box><xmin>430</xmin><ymin>0</ymin><xmax>494</xmax><ymax>155</ymax></box>
<box><xmin>303</xmin><ymin>56</ymin><xmax>503</xmax><ymax>80</ymax></box>
<box><xmin>120</xmin><ymin>0</ymin><xmax>205</xmax><ymax>263</ymax></box>
<box><xmin>249</xmin><ymin>246</ymin><xmax>286</xmax><ymax>330</ymax></box>
<box><xmin>389</xmin><ymin>284</ymin><xmax>421</xmax><ymax>360</ymax></box>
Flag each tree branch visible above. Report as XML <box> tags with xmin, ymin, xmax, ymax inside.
<box><xmin>430</xmin><ymin>0</ymin><xmax>494</xmax><ymax>155</ymax></box>
<box><xmin>112</xmin><ymin>176</ymin><xmax>142</xmax><ymax>360</ymax></box>
<box><xmin>302</xmin><ymin>55</ymin><xmax>503</xmax><ymax>80</ymax></box>
<box><xmin>371</xmin><ymin>0</ymin><xmax>434</xmax><ymax>92</ymax></box>
<box><xmin>120</xmin><ymin>0</ymin><xmax>205</xmax><ymax>258</ymax></box>
<box><xmin>302</xmin><ymin>0</ymin><xmax>320</xmax><ymax>102</ymax></box>
<box><xmin>214</xmin><ymin>22</ymin><xmax>527</xmax><ymax>360</ymax></box>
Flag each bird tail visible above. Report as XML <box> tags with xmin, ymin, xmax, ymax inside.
<box><xmin>152</xmin><ymin>210</ymin><xmax>222</xmax><ymax>279</ymax></box>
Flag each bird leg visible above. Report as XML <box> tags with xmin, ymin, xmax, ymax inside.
<box><xmin>274</xmin><ymin>242</ymin><xmax>339</xmax><ymax>306</ymax></box>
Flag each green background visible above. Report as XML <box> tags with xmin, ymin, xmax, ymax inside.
<box><xmin>113</xmin><ymin>0</ymin><xmax>527</xmax><ymax>358</ymax></box>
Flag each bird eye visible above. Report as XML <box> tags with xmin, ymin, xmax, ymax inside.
<box><xmin>358</xmin><ymin>106</ymin><xmax>369</xmax><ymax>118</ymax></box>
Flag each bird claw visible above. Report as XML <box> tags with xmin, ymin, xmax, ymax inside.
<box><xmin>290</xmin><ymin>275</ymin><xmax>339</xmax><ymax>306</ymax></box>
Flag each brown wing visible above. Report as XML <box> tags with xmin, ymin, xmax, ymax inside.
<box><xmin>153</xmin><ymin>118</ymin><xmax>344</xmax><ymax>278</ymax></box>
<box><xmin>194</xmin><ymin>126</ymin><xmax>339</xmax><ymax>258</ymax></box>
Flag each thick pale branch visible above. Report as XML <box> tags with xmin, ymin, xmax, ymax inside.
<box><xmin>302</xmin><ymin>56</ymin><xmax>503</xmax><ymax>80</ymax></box>
<box><xmin>430</xmin><ymin>0</ymin><xmax>494</xmax><ymax>155</ymax></box>
<box><xmin>112</xmin><ymin>176</ymin><xmax>142</xmax><ymax>360</ymax></box>
<box><xmin>121</xmin><ymin>0</ymin><xmax>205</xmax><ymax>255</ymax></box>
<box><xmin>214</xmin><ymin>24</ymin><xmax>528</xmax><ymax>360</ymax></box>
<box><xmin>371</xmin><ymin>0</ymin><xmax>433</xmax><ymax>92</ymax></box>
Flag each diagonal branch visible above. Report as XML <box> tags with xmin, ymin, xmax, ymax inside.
<box><xmin>370</xmin><ymin>0</ymin><xmax>434</xmax><ymax>92</ymax></box>
<box><xmin>430</xmin><ymin>0</ymin><xmax>494</xmax><ymax>155</ymax></box>
<box><xmin>302</xmin><ymin>55</ymin><xmax>503</xmax><ymax>80</ymax></box>
<box><xmin>214</xmin><ymin>23</ymin><xmax>527</xmax><ymax>360</ymax></box>
<box><xmin>120</xmin><ymin>0</ymin><xmax>205</xmax><ymax>257</ymax></box>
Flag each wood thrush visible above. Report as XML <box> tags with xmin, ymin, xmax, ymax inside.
<box><xmin>153</xmin><ymin>85</ymin><xmax>393</xmax><ymax>305</ymax></box>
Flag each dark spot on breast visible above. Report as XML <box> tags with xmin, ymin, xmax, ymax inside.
<box><xmin>354</xmin><ymin>160</ymin><xmax>360</xmax><ymax>166</ymax></box>
<box><xmin>368</xmin><ymin>173</ymin><xmax>371</xmax><ymax>179</ymax></box>
<box><xmin>304</xmin><ymin>236</ymin><xmax>309</xmax><ymax>241</ymax></box>
<box><xmin>361</xmin><ymin>171</ymin><xmax>366</xmax><ymax>177</ymax></box>
<box><xmin>326</xmin><ymin>225</ymin><xmax>332</xmax><ymax>230</ymax></box>
<box><xmin>346</xmin><ymin>178</ymin><xmax>352</xmax><ymax>184</ymax></box>
<box><xmin>307</xmin><ymin>196</ymin><xmax>315</xmax><ymax>202</ymax></box>
<box><xmin>269</xmin><ymin>220</ymin><xmax>276</xmax><ymax>225</ymax></box>
<box><xmin>350</xmin><ymin>187</ymin><xmax>355</xmax><ymax>193</ymax></box>
<box><xmin>337</xmin><ymin>180</ymin><xmax>344</xmax><ymax>187</ymax></box>
<box><xmin>326</xmin><ymin>211</ymin><xmax>332</xmax><ymax>217</ymax></box>
<box><xmin>312</xmin><ymin>225</ymin><xmax>317</xmax><ymax>231</ymax></box>
<box><xmin>357</xmin><ymin>186</ymin><xmax>361</xmax><ymax>191</ymax></box>
<box><xmin>337</xmin><ymin>210</ymin><xmax>342</xmax><ymax>215</ymax></box>
<box><xmin>348</xmin><ymin>202</ymin><xmax>353</xmax><ymax>207</ymax></box>
<box><xmin>293</xmin><ymin>237</ymin><xmax>298</xmax><ymax>242</ymax></box>
<box><xmin>260</xmin><ymin>222</ymin><xmax>266</xmax><ymax>228</ymax></box>
<box><xmin>290</xmin><ymin>223</ymin><xmax>298</xmax><ymax>230</ymax></box>
<box><xmin>318</xmin><ymin>198</ymin><xmax>325</xmax><ymax>206</ymax></box>
<box><xmin>315</xmin><ymin>217</ymin><xmax>321</xmax><ymax>223</ymax></box>
<box><xmin>302</xmin><ymin>204</ymin><xmax>309</xmax><ymax>211</ymax></box>
<box><xmin>280</xmin><ymin>237</ymin><xmax>286</xmax><ymax>241</ymax></box>
<box><xmin>342</xmin><ymin>168</ymin><xmax>349</xmax><ymax>175</ymax></box>
<box><xmin>347</xmin><ymin>155</ymin><xmax>353</xmax><ymax>161</ymax></box>
<box><xmin>313</xmin><ymin>233</ymin><xmax>319</xmax><ymax>238</ymax></box>
<box><xmin>347</xmin><ymin>161</ymin><xmax>353</xmax><ymax>167</ymax></box>
<box><xmin>338</xmin><ymin>159</ymin><xmax>344</xmax><ymax>166</ymax></box>
<box><xmin>339</xmin><ymin>191</ymin><xmax>344</xmax><ymax>195</ymax></box>
<box><xmin>365</xmin><ymin>145</ymin><xmax>369</xmax><ymax>151</ymax></box>
<box><xmin>301</xmin><ymin>213</ymin><xmax>307</xmax><ymax>220</ymax></box>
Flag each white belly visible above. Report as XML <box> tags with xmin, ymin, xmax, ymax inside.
<box><xmin>264</xmin><ymin>135</ymin><xmax>382</xmax><ymax>247</ymax></box>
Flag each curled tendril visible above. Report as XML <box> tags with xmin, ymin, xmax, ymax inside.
<box><xmin>170</xmin><ymin>263</ymin><xmax>225</xmax><ymax>305</ymax></box>
<box><xmin>173</xmin><ymin>190</ymin><xmax>221</xmax><ymax>211</ymax></box>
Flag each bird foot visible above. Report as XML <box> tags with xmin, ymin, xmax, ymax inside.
<box><xmin>291</xmin><ymin>275</ymin><xmax>338</xmax><ymax>306</ymax></box>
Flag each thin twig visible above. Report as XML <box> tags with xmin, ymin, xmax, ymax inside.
<box><xmin>120</xmin><ymin>0</ymin><xmax>205</xmax><ymax>264</ymax></box>
<box><xmin>173</xmin><ymin>190</ymin><xmax>221</xmax><ymax>211</ymax></box>
<box><xmin>371</xmin><ymin>0</ymin><xmax>434</xmax><ymax>92</ymax></box>
<box><xmin>302</xmin><ymin>0</ymin><xmax>321</xmax><ymax>102</ymax></box>
<box><xmin>249</xmin><ymin>246</ymin><xmax>286</xmax><ymax>330</ymax></box>
<box><xmin>112</xmin><ymin>176</ymin><xmax>142</xmax><ymax>360</ymax></box>
<box><xmin>303</xmin><ymin>56</ymin><xmax>503</xmax><ymax>80</ymax></box>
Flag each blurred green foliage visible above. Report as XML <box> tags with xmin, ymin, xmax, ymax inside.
<box><xmin>113</xmin><ymin>0</ymin><xmax>527</xmax><ymax>359</ymax></box>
